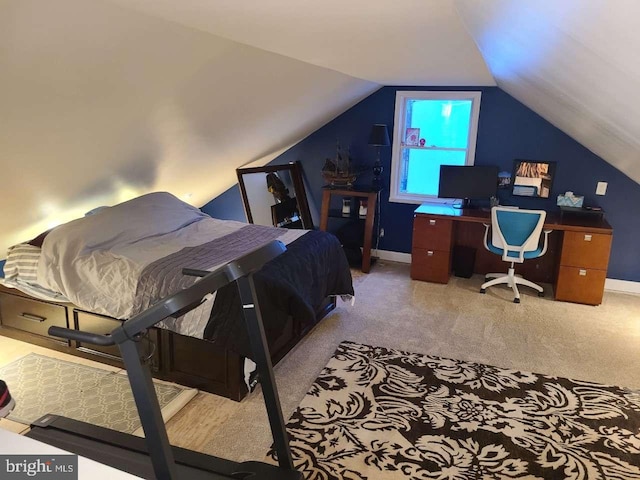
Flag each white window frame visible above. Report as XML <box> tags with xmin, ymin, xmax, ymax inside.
<box><xmin>389</xmin><ymin>91</ymin><xmax>482</xmax><ymax>204</ymax></box>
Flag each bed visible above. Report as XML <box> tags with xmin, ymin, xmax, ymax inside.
<box><xmin>0</xmin><ymin>192</ymin><xmax>353</xmax><ymax>400</ymax></box>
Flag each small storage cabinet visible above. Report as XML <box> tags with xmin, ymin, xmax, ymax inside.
<box><xmin>411</xmin><ymin>214</ymin><xmax>453</xmax><ymax>283</ymax></box>
<box><xmin>555</xmin><ymin>230</ymin><xmax>612</xmax><ymax>305</ymax></box>
<box><xmin>319</xmin><ymin>186</ymin><xmax>380</xmax><ymax>273</ymax></box>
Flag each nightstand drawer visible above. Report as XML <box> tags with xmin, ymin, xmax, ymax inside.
<box><xmin>411</xmin><ymin>248</ymin><xmax>451</xmax><ymax>283</ymax></box>
<box><xmin>560</xmin><ymin>231</ymin><xmax>612</xmax><ymax>270</ymax></box>
<box><xmin>413</xmin><ymin>216</ymin><xmax>453</xmax><ymax>251</ymax></box>
<box><xmin>0</xmin><ymin>293</ymin><xmax>68</xmax><ymax>340</ymax></box>
<box><xmin>555</xmin><ymin>265</ymin><xmax>607</xmax><ymax>305</ymax></box>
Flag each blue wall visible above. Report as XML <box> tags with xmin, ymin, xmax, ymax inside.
<box><xmin>202</xmin><ymin>185</ymin><xmax>245</xmax><ymax>222</ymax></box>
<box><xmin>203</xmin><ymin>87</ymin><xmax>640</xmax><ymax>282</ymax></box>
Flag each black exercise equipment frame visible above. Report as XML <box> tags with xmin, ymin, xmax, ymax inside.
<box><xmin>44</xmin><ymin>240</ymin><xmax>299</xmax><ymax>480</ymax></box>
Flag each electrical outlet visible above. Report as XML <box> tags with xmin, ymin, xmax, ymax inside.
<box><xmin>379</xmin><ymin>228</ymin><xmax>385</xmax><ymax>238</ymax></box>
<box><xmin>596</xmin><ymin>182</ymin><xmax>608</xmax><ymax>195</ymax></box>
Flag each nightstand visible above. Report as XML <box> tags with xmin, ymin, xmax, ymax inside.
<box><xmin>319</xmin><ymin>186</ymin><xmax>380</xmax><ymax>273</ymax></box>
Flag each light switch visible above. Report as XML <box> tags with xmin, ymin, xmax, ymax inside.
<box><xmin>596</xmin><ymin>182</ymin><xmax>608</xmax><ymax>195</ymax></box>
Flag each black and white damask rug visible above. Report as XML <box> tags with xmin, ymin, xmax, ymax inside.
<box><xmin>273</xmin><ymin>341</ymin><xmax>640</xmax><ymax>479</ymax></box>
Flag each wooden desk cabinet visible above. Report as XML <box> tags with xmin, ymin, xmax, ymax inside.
<box><xmin>411</xmin><ymin>215</ymin><xmax>453</xmax><ymax>283</ymax></box>
<box><xmin>411</xmin><ymin>205</ymin><xmax>613</xmax><ymax>306</ymax></box>
<box><xmin>555</xmin><ymin>231</ymin><xmax>612</xmax><ymax>305</ymax></box>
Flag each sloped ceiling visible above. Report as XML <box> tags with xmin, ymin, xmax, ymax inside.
<box><xmin>0</xmin><ymin>0</ymin><xmax>377</xmax><ymax>252</ymax></box>
<box><xmin>1</xmin><ymin>0</ymin><xmax>638</xmax><ymax>256</ymax></box>
<box><xmin>107</xmin><ymin>0</ymin><xmax>495</xmax><ymax>86</ymax></box>
<box><xmin>454</xmin><ymin>0</ymin><xmax>640</xmax><ymax>186</ymax></box>
<box><xmin>0</xmin><ymin>0</ymin><xmax>493</xmax><ymax>254</ymax></box>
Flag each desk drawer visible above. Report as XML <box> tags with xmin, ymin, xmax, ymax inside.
<box><xmin>555</xmin><ymin>266</ymin><xmax>606</xmax><ymax>306</ymax></box>
<box><xmin>0</xmin><ymin>293</ymin><xmax>67</xmax><ymax>340</ymax></box>
<box><xmin>413</xmin><ymin>216</ymin><xmax>453</xmax><ymax>251</ymax></box>
<box><xmin>411</xmin><ymin>248</ymin><xmax>450</xmax><ymax>283</ymax></box>
<box><xmin>560</xmin><ymin>231</ymin><xmax>612</xmax><ymax>270</ymax></box>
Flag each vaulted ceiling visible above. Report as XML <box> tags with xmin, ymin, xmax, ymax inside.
<box><xmin>1</xmin><ymin>0</ymin><xmax>638</xmax><ymax>254</ymax></box>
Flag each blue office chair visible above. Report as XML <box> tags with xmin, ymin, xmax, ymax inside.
<box><xmin>480</xmin><ymin>207</ymin><xmax>551</xmax><ymax>303</ymax></box>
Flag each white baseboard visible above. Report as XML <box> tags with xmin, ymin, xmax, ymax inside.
<box><xmin>604</xmin><ymin>278</ymin><xmax>640</xmax><ymax>295</ymax></box>
<box><xmin>374</xmin><ymin>249</ymin><xmax>411</xmax><ymax>264</ymax></box>
<box><xmin>374</xmin><ymin>250</ymin><xmax>640</xmax><ymax>295</ymax></box>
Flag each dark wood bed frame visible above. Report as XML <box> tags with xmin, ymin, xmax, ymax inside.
<box><xmin>0</xmin><ymin>284</ymin><xmax>335</xmax><ymax>401</ymax></box>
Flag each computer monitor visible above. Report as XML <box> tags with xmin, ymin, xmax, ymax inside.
<box><xmin>438</xmin><ymin>165</ymin><xmax>499</xmax><ymax>207</ymax></box>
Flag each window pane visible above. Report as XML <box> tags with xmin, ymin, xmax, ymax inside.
<box><xmin>391</xmin><ymin>91</ymin><xmax>481</xmax><ymax>204</ymax></box>
<box><xmin>401</xmin><ymin>149</ymin><xmax>467</xmax><ymax>196</ymax></box>
<box><xmin>405</xmin><ymin>99</ymin><xmax>472</xmax><ymax>149</ymax></box>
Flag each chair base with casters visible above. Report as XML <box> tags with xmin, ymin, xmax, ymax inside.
<box><xmin>480</xmin><ymin>264</ymin><xmax>545</xmax><ymax>303</ymax></box>
<box><xmin>479</xmin><ymin>207</ymin><xmax>550</xmax><ymax>304</ymax></box>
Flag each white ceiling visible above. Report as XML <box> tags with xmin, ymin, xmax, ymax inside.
<box><xmin>0</xmin><ymin>0</ymin><xmax>377</xmax><ymax>252</ymax></box>
<box><xmin>1</xmin><ymin>0</ymin><xmax>638</xmax><ymax>255</ymax></box>
<box><xmin>108</xmin><ymin>0</ymin><xmax>496</xmax><ymax>86</ymax></box>
<box><xmin>455</xmin><ymin>0</ymin><xmax>640</xmax><ymax>185</ymax></box>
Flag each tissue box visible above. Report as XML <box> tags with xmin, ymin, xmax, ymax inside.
<box><xmin>557</xmin><ymin>192</ymin><xmax>584</xmax><ymax>208</ymax></box>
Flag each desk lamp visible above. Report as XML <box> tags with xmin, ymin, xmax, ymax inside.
<box><xmin>368</xmin><ymin>124</ymin><xmax>390</xmax><ymax>189</ymax></box>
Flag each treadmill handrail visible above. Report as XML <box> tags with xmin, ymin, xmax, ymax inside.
<box><xmin>48</xmin><ymin>327</ymin><xmax>115</xmax><ymax>346</ymax></box>
<box><xmin>48</xmin><ymin>240</ymin><xmax>286</xmax><ymax>346</ymax></box>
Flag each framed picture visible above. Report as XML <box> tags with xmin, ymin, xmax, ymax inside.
<box><xmin>510</xmin><ymin>159</ymin><xmax>556</xmax><ymax>198</ymax></box>
<box><xmin>405</xmin><ymin>128</ymin><xmax>420</xmax><ymax>146</ymax></box>
<box><xmin>498</xmin><ymin>171</ymin><xmax>512</xmax><ymax>188</ymax></box>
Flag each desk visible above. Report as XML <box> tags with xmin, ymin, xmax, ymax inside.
<box><xmin>411</xmin><ymin>204</ymin><xmax>613</xmax><ymax>305</ymax></box>
<box><xmin>320</xmin><ymin>186</ymin><xmax>380</xmax><ymax>273</ymax></box>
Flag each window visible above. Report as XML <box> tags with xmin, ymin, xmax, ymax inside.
<box><xmin>389</xmin><ymin>91</ymin><xmax>482</xmax><ymax>204</ymax></box>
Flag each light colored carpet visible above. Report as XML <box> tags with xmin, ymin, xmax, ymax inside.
<box><xmin>0</xmin><ymin>353</ymin><xmax>197</xmax><ymax>435</ymax></box>
<box><xmin>188</xmin><ymin>261</ymin><xmax>640</xmax><ymax>464</ymax></box>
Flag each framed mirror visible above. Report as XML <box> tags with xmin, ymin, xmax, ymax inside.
<box><xmin>511</xmin><ymin>159</ymin><xmax>556</xmax><ymax>198</ymax></box>
<box><xmin>236</xmin><ymin>161</ymin><xmax>313</xmax><ymax>229</ymax></box>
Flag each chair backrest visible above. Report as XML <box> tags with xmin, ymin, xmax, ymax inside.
<box><xmin>490</xmin><ymin>207</ymin><xmax>546</xmax><ymax>261</ymax></box>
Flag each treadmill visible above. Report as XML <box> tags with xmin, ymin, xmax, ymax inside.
<box><xmin>27</xmin><ymin>240</ymin><xmax>303</xmax><ymax>480</ymax></box>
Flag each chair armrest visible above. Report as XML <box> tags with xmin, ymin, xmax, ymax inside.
<box><xmin>482</xmin><ymin>223</ymin><xmax>491</xmax><ymax>252</ymax></box>
<box><xmin>539</xmin><ymin>229</ymin><xmax>552</xmax><ymax>257</ymax></box>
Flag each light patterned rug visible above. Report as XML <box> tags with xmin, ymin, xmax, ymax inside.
<box><xmin>272</xmin><ymin>341</ymin><xmax>640</xmax><ymax>479</ymax></box>
<box><xmin>0</xmin><ymin>353</ymin><xmax>197</xmax><ymax>435</ymax></box>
